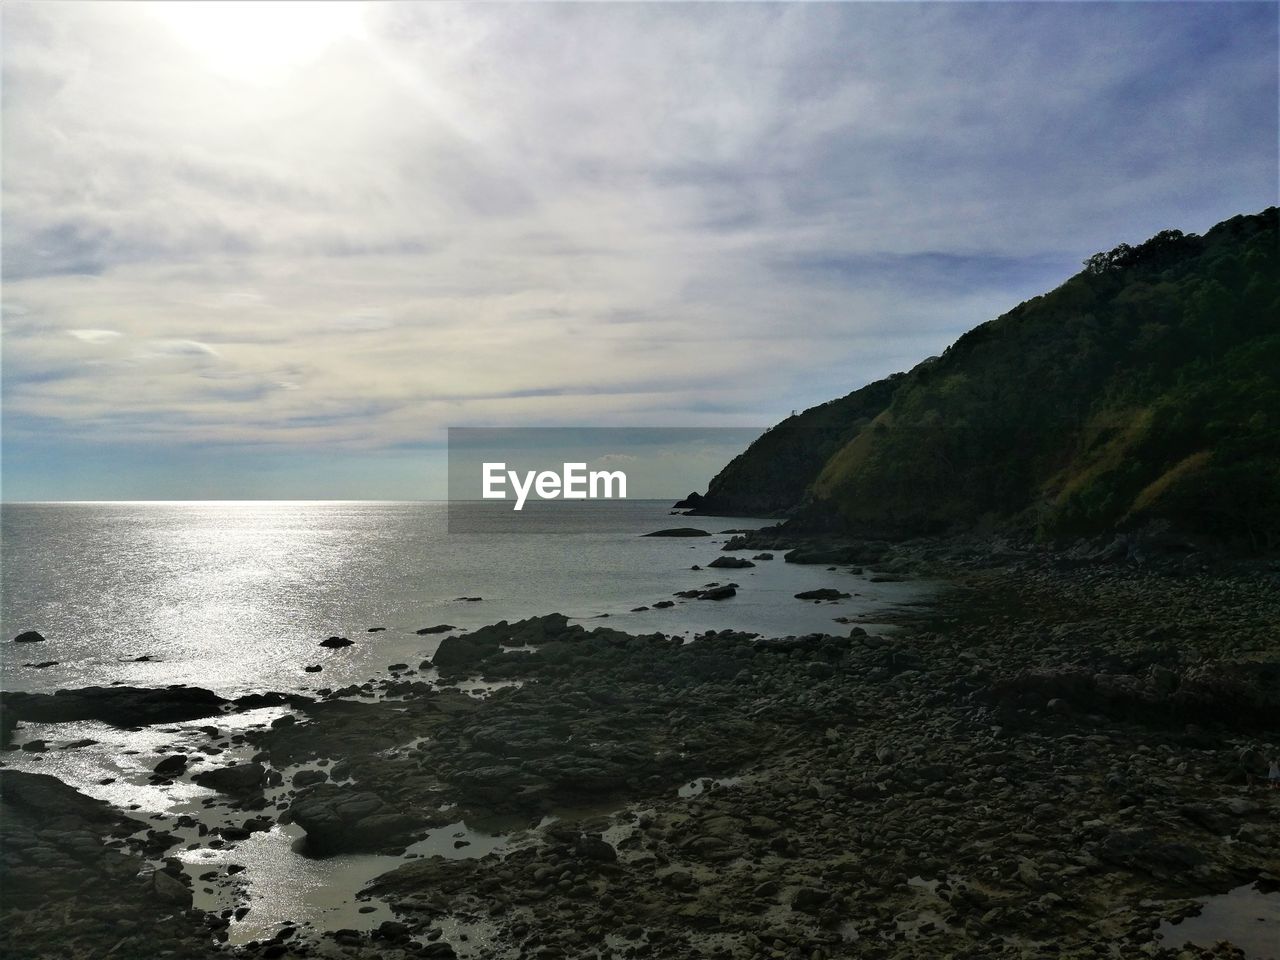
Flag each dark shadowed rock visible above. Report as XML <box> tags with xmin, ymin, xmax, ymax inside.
<box><xmin>0</xmin><ymin>685</ymin><xmax>228</xmax><ymax>728</ymax></box>
<box><xmin>289</xmin><ymin>784</ymin><xmax>420</xmax><ymax>855</ymax></box>
<box><xmin>153</xmin><ymin>755</ymin><xmax>188</xmax><ymax>778</ymax></box>
<box><xmin>193</xmin><ymin>762</ymin><xmax>266</xmax><ymax>795</ymax></box>
<box><xmin>699</xmin><ymin>586</ymin><xmax>737</xmax><ymax>601</ymax></box>
<box><xmin>12</xmin><ymin>631</ymin><xmax>46</xmax><ymax>643</ymax></box>
<box><xmin>708</xmin><ymin>556</ymin><xmax>755</xmax><ymax>569</ymax></box>
<box><xmin>320</xmin><ymin>636</ymin><xmax>354</xmax><ymax>648</ymax></box>
<box><xmin>432</xmin><ymin>634</ymin><xmax>501</xmax><ymax>672</ymax></box>
<box><xmin>416</xmin><ymin>624</ymin><xmax>456</xmax><ymax>635</ymax></box>
<box><xmin>794</xmin><ymin>588</ymin><xmax>850</xmax><ymax>601</ymax></box>
<box><xmin>642</xmin><ymin>528</ymin><xmax>710</xmax><ymax>537</ymax></box>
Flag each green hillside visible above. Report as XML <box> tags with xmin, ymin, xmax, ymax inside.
<box><xmin>697</xmin><ymin>208</ymin><xmax>1280</xmax><ymax>548</ymax></box>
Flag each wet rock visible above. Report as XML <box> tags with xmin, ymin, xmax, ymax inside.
<box><xmin>289</xmin><ymin>784</ymin><xmax>421</xmax><ymax>855</ymax></box>
<box><xmin>708</xmin><ymin>556</ymin><xmax>755</xmax><ymax>569</ymax></box>
<box><xmin>12</xmin><ymin>631</ymin><xmax>45</xmax><ymax>643</ymax></box>
<box><xmin>292</xmin><ymin>769</ymin><xmax>329</xmax><ymax>788</ymax></box>
<box><xmin>1</xmin><ymin>685</ymin><xmax>228</xmax><ymax>728</ymax></box>
<box><xmin>794</xmin><ymin>589</ymin><xmax>850</xmax><ymax>601</ymax></box>
<box><xmin>151</xmin><ymin>868</ymin><xmax>193</xmax><ymax>907</ymax></box>
<box><xmin>416</xmin><ymin>624</ymin><xmax>456</xmax><ymax>635</ymax></box>
<box><xmin>642</xmin><ymin>528</ymin><xmax>711</xmax><ymax>537</ymax></box>
<box><xmin>153</xmin><ymin>755</ymin><xmax>188</xmax><ymax>778</ymax></box>
<box><xmin>698</xmin><ymin>586</ymin><xmax>736</xmax><ymax>601</ymax></box>
<box><xmin>193</xmin><ymin>762</ymin><xmax>266</xmax><ymax>795</ymax></box>
<box><xmin>432</xmin><ymin>634</ymin><xmax>501</xmax><ymax>672</ymax></box>
<box><xmin>319</xmin><ymin>636</ymin><xmax>354</xmax><ymax>649</ymax></box>
<box><xmin>573</xmin><ymin>834</ymin><xmax>617</xmax><ymax>863</ymax></box>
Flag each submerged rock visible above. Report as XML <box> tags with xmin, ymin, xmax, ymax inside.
<box><xmin>707</xmin><ymin>556</ymin><xmax>755</xmax><ymax>569</ymax></box>
<box><xmin>794</xmin><ymin>588</ymin><xmax>850</xmax><ymax>601</ymax></box>
<box><xmin>0</xmin><ymin>685</ymin><xmax>228</xmax><ymax>728</ymax></box>
<box><xmin>193</xmin><ymin>762</ymin><xmax>265</xmax><ymax>795</ymax></box>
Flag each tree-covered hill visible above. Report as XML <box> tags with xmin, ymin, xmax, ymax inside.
<box><xmin>694</xmin><ymin>208</ymin><xmax>1279</xmax><ymax>549</ymax></box>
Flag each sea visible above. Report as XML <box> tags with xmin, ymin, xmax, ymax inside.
<box><xmin>1</xmin><ymin>500</ymin><xmax>932</xmax><ymax>696</ymax></box>
<box><xmin>0</xmin><ymin>500</ymin><xmax>935</xmax><ymax>948</ymax></box>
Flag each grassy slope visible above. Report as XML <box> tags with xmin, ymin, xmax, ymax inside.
<box><xmin>703</xmin><ymin>208</ymin><xmax>1280</xmax><ymax>547</ymax></box>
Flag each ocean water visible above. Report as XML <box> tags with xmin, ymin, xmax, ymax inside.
<box><xmin>1</xmin><ymin>499</ymin><xmax>936</xmax><ymax>947</ymax></box>
<box><xmin>1</xmin><ymin>500</ymin><xmax>932</xmax><ymax>697</ymax></box>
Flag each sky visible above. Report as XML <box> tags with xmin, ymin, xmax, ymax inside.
<box><xmin>2</xmin><ymin>1</ymin><xmax>1276</xmax><ymax>500</ymax></box>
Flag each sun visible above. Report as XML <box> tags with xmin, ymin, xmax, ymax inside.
<box><xmin>151</xmin><ymin>2</ymin><xmax>365</xmax><ymax>80</ymax></box>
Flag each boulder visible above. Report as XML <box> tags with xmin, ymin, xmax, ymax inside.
<box><xmin>708</xmin><ymin>556</ymin><xmax>755</xmax><ymax>569</ymax></box>
<box><xmin>642</xmin><ymin>528</ymin><xmax>711</xmax><ymax>537</ymax></box>
<box><xmin>794</xmin><ymin>589</ymin><xmax>850</xmax><ymax>601</ymax></box>
<box><xmin>319</xmin><ymin>636</ymin><xmax>354</xmax><ymax>649</ymax></box>
<box><xmin>432</xmin><ymin>634</ymin><xmax>501</xmax><ymax>672</ymax></box>
<box><xmin>151</xmin><ymin>868</ymin><xmax>193</xmax><ymax>907</ymax></box>
<box><xmin>12</xmin><ymin>631</ymin><xmax>46</xmax><ymax>643</ymax></box>
<box><xmin>193</xmin><ymin>762</ymin><xmax>266</xmax><ymax>795</ymax></box>
<box><xmin>153</xmin><ymin>755</ymin><xmax>188</xmax><ymax>778</ymax></box>
<box><xmin>289</xmin><ymin>784</ymin><xmax>420</xmax><ymax>855</ymax></box>
<box><xmin>415</xmin><ymin>624</ymin><xmax>456</xmax><ymax>635</ymax></box>
<box><xmin>0</xmin><ymin>685</ymin><xmax>228</xmax><ymax>728</ymax></box>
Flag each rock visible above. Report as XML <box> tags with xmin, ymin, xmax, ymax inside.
<box><xmin>319</xmin><ymin>636</ymin><xmax>354</xmax><ymax>648</ymax></box>
<box><xmin>653</xmin><ymin>600</ymin><xmax>675</xmax><ymax>609</ymax></box>
<box><xmin>642</xmin><ymin>528</ymin><xmax>711</xmax><ymax>537</ymax></box>
<box><xmin>153</xmin><ymin>755</ymin><xmax>188</xmax><ymax>778</ymax></box>
<box><xmin>151</xmin><ymin>868</ymin><xmax>192</xmax><ymax>907</ymax></box>
<box><xmin>305</xmin><ymin>664</ymin><xmax>323</xmax><ymax>673</ymax></box>
<box><xmin>289</xmin><ymin>784</ymin><xmax>419</xmax><ymax>855</ymax></box>
<box><xmin>672</xmin><ymin>492</ymin><xmax>705</xmax><ymax>509</ymax></box>
<box><xmin>12</xmin><ymin>631</ymin><xmax>46</xmax><ymax>643</ymax></box>
<box><xmin>753</xmin><ymin>553</ymin><xmax>774</xmax><ymax>560</ymax></box>
<box><xmin>573</xmin><ymin>834</ymin><xmax>617</xmax><ymax>863</ymax></box>
<box><xmin>193</xmin><ymin>762</ymin><xmax>266</xmax><ymax>795</ymax></box>
<box><xmin>708</xmin><ymin>556</ymin><xmax>755</xmax><ymax>569</ymax></box>
<box><xmin>432</xmin><ymin>634</ymin><xmax>501</xmax><ymax>672</ymax></box>
<box><xmin>791</xmin><ymin>886</ymin><xmax>830</xmax><ymax>912</ymax></box>
<box><xmin>377</xmin><ymin>920</ymin><xmax>411</xmax><ymax>941</ymax></box>
<box><xmin>794</xmin><ymin>589</ymin><xmax>851</xmax><ymax>601</ymax></box>
<box><xmin>293</xmin><ymin>769</ymin><xmax>329</xmax><ymax>788</ymax></box>
<box><xmin>416</xmin><ymin>625</ymin><xmax>456</xmax><ymax>635</ymax></box>
<box><xmin>0</xmin><ymin>685</ymin><xmax>228</xmax><ymax>728</ymax></box>
<box><xmin>699</xmin><ymin>586</ymin><xmax>737</xmax><ymax>601</ymax></box>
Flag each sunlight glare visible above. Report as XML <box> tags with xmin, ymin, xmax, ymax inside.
<box><xmin>152</xmin><ymin>2</ymin><xmax>364</xmax><ymax>80</ymax></box>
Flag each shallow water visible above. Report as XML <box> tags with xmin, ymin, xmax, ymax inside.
<box><xmin>1</xmin><ymin>499</ymin><xmax>938</xmax><ymax>947</ymax></box>
<box><xmin>1157</xmin><ymin>883</ymin><xmax>1280</xmax><ymax>959</ymax></box>
<box><xmin>2</xmin><ymin>500</ymin><xmax>933</xmax><ymax>696</ymax></box>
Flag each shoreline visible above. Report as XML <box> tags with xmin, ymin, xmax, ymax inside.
<box><xmin>2</xmin><ymin>539</ymin><xmax>1278</xmax><ymax>959</ymax></box>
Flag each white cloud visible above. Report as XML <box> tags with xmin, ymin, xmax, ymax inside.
<box><xmin>1</xmin><ymin>1</ymin><xmax>1275</xmax><ymax>466</ymax></box>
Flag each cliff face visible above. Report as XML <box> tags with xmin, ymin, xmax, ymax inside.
<box><xmin>695</xmin><ymin>208</ymin><xmax>1280</xmax><ymax>548</ymax></box>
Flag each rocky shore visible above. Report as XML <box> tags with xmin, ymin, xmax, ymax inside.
<box><xmin>2</xmin><ymin>536</ymin><xmax>1278</xmax><ymax>959</ymax></box>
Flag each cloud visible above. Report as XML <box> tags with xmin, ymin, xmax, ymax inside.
<box><xmin>67</xmin><ymin>328</ymin><xmax>123</xmax><ymax>343</ymax></box>
<box><xmin>1</xmin><ymin>1</ymin><xmax>1275</xmax><ymax>496</ymax></box>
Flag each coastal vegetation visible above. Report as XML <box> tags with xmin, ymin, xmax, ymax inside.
<box><xmin>696</xmin><ymin>209</ymin><xmax>1280</xmax><ymax>549</ymax></box>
